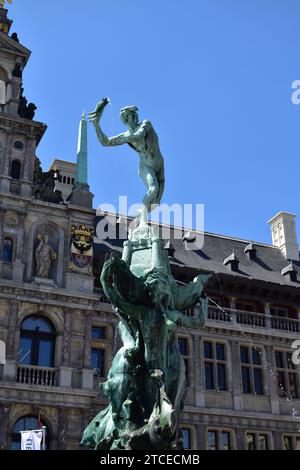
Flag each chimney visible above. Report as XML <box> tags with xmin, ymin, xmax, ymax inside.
<box><xmin>268</xmin><ymin>211</ymin><xmax>299</xmax><ymax>261</ymax></box>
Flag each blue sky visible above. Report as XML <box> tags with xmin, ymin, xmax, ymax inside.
<box><xmin>8</xmin><ymin>0</ymin><xmax>300</xmax><ymax>243</ymax></box>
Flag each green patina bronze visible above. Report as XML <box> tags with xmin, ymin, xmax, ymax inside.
<box><xmin>81</xmin><ymin>99</ymin><xmax>209</xmax><ymax>450</ymax></box>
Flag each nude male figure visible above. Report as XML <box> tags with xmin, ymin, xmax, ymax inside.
<box><xmin>88</xmin><ymin>98</ymin><xmax>165</xmax><ymax>227</ymax></box>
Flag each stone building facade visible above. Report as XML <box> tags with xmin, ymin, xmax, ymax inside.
<box><xmin>0</xmin><ymin>6</ymin><xmax>299</xmax><ymax>451</ymax></box>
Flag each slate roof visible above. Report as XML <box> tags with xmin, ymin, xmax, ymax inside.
<box><xmin>93</xmin><ymin>214</ymin><xmax>300</xmax><ymax>289</ymax></box>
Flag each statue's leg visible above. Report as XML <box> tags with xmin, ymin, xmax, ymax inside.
<box><xmin>138</xmin><ymin>165</ymin><xmax>159</xmax><ymax>226</ymax></box>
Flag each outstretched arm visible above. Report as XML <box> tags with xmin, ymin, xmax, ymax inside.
<box><xmin>88</xmin><ymin>99</ymin><xmax>147</xmax><ymax>147</ymax></box>
<box><xmin>88</xmin><ymin>99</ymin><xmax>128</xmax><ymax>147</ymax></box>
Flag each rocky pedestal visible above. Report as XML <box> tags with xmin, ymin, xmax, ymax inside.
<box><xmin>81</xmin><ymin>225</ymin><xmax>209</xmax><ymax>450</ymax></box>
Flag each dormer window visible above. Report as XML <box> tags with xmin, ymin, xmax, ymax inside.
<box><xmin>281</xmin><ymin>263</ymin><xmax>298</xmax><ymax>282</ymax></box>
<box><xmin>244</xmin><ymin>243</ymin><xmax>257</xmax><ymax>260</ymax></box>
<box><xmin>223</xmin><ymin>252</ymin><xmax>239</xmax><ymax>272</ymax></box>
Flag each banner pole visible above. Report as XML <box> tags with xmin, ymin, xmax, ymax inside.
<box><xmin>42</xmin><ymin>426</ymin><xmax>46</xmax><ymax>451</ymax></box>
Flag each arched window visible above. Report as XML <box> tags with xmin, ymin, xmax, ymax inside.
<box><xmin>2</xmin><ymin>237</ymin><xmax>13</xmax><ymax>262</ymax></box>
<box><xmin>63</xmin><ymin>176</ymin><xmax>66</xmax><ymax>184</ymax></box>
<box><xmin>67</xmin><ymin>177</ymin><xmax>70</xmax><ymax>185</ymax></box>
<box><xmin>18</xmin><ymin>316</ymin><xmax>56</xmax><ymax>368</ymax></box>
<box><xmin>10</xmin><ymin>160</ymin><xmax>21</xmax><ymax>180</ymax></box>
<box><xmin>11</xmin><ymin>415</ymin><xmax>50</xmax><ymax>450</ymax></box>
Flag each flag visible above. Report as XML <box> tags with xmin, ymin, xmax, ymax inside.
<box><xmin>21</xmin><ymin>431</ymin><xmax>43</xmax><ymax>451</ymax></box>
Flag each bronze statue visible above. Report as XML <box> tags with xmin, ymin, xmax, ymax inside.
<box><xmin>88</xmin><ymin>98</ymin><xmax>165</xmax><ymax>227</ymax></box>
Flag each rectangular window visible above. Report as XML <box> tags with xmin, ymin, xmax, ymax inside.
<box><xmin>181</xmin><ymin>428</ymin><xmax>191</xmax><ymax>450</ymax></box>
<box><xmin>240</xmin><ymin>346</ymin><xmax>264</xmax><ymax>395</ymax></box>
<box><xmin>92</xmin><ymin>326</ymin><xmax>106</xmax><ymax>340</ymax></box>
<box><xmin>91</xmin><ymin>348</ymin><xmax>105</xmax><ymax>377</ymax></box>
<box><xmin>207</xmin><ymin>429</ymin><xmax>232</xmax><ymax>450</ymax></box>
<box><xmin>178</xmin><ymin>337</ymin><xmax>189</xmax><ymax>386</ymax></box>
<box><xmin>217</xmin><ymin>363</ymin><xmax>226</xmax><ymax>391</ymax></box>
<box><xmin>216</xmin><ymin>343</ymin><xmax>225</xmax><ymax>361</ymax></box>
<box><xmin>253</xmin><ymin>368</ymin><xmax>263</xmax><ymax>395</ymax></box>
<box><xmin>205</xmin><ymin>362</ymin><xmax>214</xmax><ymax>390</ymax></box>
<box><xmin>275</xmin><ymin>351</ymin><xmax>284</xmax><ymax>368</ymax></box>
<box><xmin>247</xmin><ymin>433</ymin><xmax>255</xmax><ymax>450</ymax></box>
<box><xmin>178</xmin><ymin>338</ymin><xmax>188</xmax><ymax>356</ymax></box>
<box><xmin>277</xmin><ymin>371</ymin><xmax>286</xmax><ymax>397</ymax></box>
<box><xmin>220</xmin><ymin>431</ymin><xmax>230</xmax><ymax>450</ymax></box>
<box><xmin>247</xmin><ymin>433</ymin><xmax>269</xmax><ymax>450</ymax></box>
<box><xmin>204</xmin><ymin>341</ymin><xmax>227</xmax><ymax>391</ymax></box>
<box><xmin>207</xmin><ymin>431</ymin><xmax>217</xmax><ymax>450</ymax></box>
<box><xmin>236</xmin><ymin>303</ymin><xmax>255</xmax><ymax>312</ymax></box>
<box><xmin>204</xmin><ymin>341</ymin><xmax>213</xmax><ymax>359</ymax></box>
<box><xmin>275</xmin><ymin>350</ymin><xmax>298</xmax><ymax>399</ymax></box>
<box><xmin>288</xmin><ymin>373</ymin><xmax>297</xmax><ymax>398</ymax></box>
<box><xmin>270</xmin><ymin>307</ymin><xmax>287</xmax><ymax>318</ymax></box>
<box><xmin>242</xmin><ymin>367</ymin><xmax>251</xmax><ymax>393</ymax></box>
<box><xmin>259</xmin><ymin>434</ymin><xmax>268</xmax><ymax>450</ymax></box>
<box><xmin>240</xmin><ymin>347</ymin><xmax>249</xmax><ymax>364</ymax></box>
<box><xmin>283</xmin><ymin>436</ymin><xmax>292</xmax><ymax>450</ymax></box>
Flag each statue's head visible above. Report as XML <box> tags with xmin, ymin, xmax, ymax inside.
<box><xmin>120</xmin><ymin>106</ymin><xmax>139</xmax><ymax>128</ymax></box>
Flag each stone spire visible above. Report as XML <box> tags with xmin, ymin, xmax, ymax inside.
<box><xmin>76</xmin><ymin>111</ymin><xmax>88</xmax><ymax>188</ymax></box>
<box><xmin>69</xmin><ymin>112</ymin><xmax>93</xmax><ymax>208</ymax></box>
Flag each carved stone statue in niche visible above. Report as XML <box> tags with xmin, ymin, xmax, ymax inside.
<box><xmin>35</xmin><ymin>233</ymin><xmax>57</xmax><ymax>279</ymax></box>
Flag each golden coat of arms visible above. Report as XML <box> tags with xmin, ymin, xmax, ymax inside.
<box><xmin>70</xmin><ymin>224</ymin><xmax>94</xmax><ymax>270</ymax></box>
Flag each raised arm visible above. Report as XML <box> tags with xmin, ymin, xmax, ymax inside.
<box><xmin>88</xmin><ymin>99</ymin><xmax>127</xmax><ymax>147</ymax></box>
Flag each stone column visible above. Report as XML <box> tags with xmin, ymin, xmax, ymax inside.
<box><xmin>230</xmin><ymin>296</ymin><xmax>237</xmax><ymax>322</ymax></box>
<box><xmin>83</xmin><ymin>313</ymin><xmax>92</xmax><ymax>369</ymax></box>
<box><xmin>57</xmin><ymin>407</ymin><xmax>68</xmax><ymax>450</ymax></box>
<box><xmin>196</xmin><ymin>423</ymin><xmax>206</xmax><ymax>450</ymax></box>
<box><xmin>236</xmin><ymin>428</ymin><xmax>246</xmax><ymax>450</ymax></box>
<box><xmin>59</xmin><ymin>310</ymin><xmax>72</xmax><ymax>388</ymax></box>
<box><xmin>272</xmin><ymin>431</ymin><xmax>282</xmax><ymax>450</ymax></box>
<box><xmin>3</xmin><ymin>131</ymin><xmax>12</xmax><ymax>176</ymax></box>
<box><xmin>1</xmin><ymin>130</ymin><xmax>13</xmax><ymax>193</ymax></box>
<box><xmin>3</xmin><ymin>301</ymin><xmax>18</xmax><ymax>381</ymax></box>
<box><xmin>81</xmin><ymin>312</ymin><xmax>93</xmax><ymax>389</ymax></box>
<box><xmin>22</xmin><ymin>138</ymin><xmax>36</xmax><ymax>197</ymax></box>
<box><xmin>264</xmin><ymin>345</ymin><xmax>280</xmax><ymax>415</ymax></box>
<box><xmin>0</xmin><ymin>404</ymin><xmax>11</xmax><ymax>450</ymax></box>
<box><xmin>264</xmin><ymin>302</ymin><xmax>272</xmax><ymax>329</ymax></box>
<box><xmin>194</xmin><ymin>335</ymin><xmax>205</xmax><ymax>407</ymax></box>
<box><xmin>230</xmin><ymin>340</ymin><xmax>243</xmax><ymax>411</ymax></box>
<box><xmin>0</xmin><ymin>208</ymin><xmax>5</xmax><ymax>275</ymax></box>
<box><xmin>6</xmin><ymin>300</ymin><xmax>18</xmax><ymax>358</ymax></box>
<box><xmin>12</xmin><ymin>211</ymin><xmax>26</xmax><ymax>282</ymax></box>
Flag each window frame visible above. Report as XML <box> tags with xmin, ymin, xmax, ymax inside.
<box><xmin>91</xmin><ymin>324</ymin><xmax>108</xmax><ymax>379</ymax></box>
<box><xmin>178</xmin><ymin>335</ymin><xmax>191</xmax><ymax>386</ymax></box>
<box><xmin>245</xmin><ymin>431</ymin><xmax>271</xmax><ymax>450</ymax></box>
<box><xmin>10</xmin><ymin>159</ymin><xmax>22</xmax><ymax>180</ymax></box>
<box><xmin>203</xmin><ymin>340</ymin><xmax>227</xmax><ymax>392</ymax></box>
<box><xmin>2</xmin><ymin>236</ymin><xmax>14</xmax><ymax>263</ymax></box>
<box><xmin>18</xmin><ymin>316</ymin><xmax>56</xmax><ymax>368</ymax></box>
<box><xmin>275</xmin><ymin>350</ymin><xmax>298</xmax><ymax>399</ymax></box>
<box><xmin>240</xmin><ymin>345</ymin><xmax>264</xmax><ymax>396</ymax></box>
<box><xmin>206</xmin><ymin>428</ymin><xmax>234</xmax><ymax>450</ymax></box>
